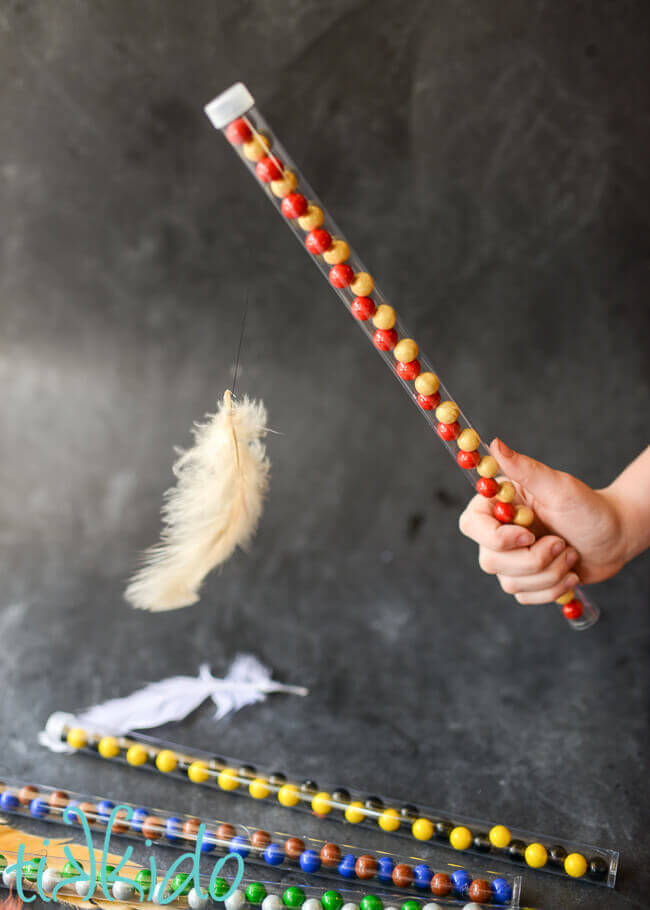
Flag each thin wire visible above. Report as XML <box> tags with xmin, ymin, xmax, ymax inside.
<box><xmin>231</xmin><ymin>297</ymin><xmax>249</xmax><ymax>398</ymax></box>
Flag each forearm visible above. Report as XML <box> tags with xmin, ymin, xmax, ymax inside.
<box><xmin>602</xmin><ymin>446</ymin><xmax>650</xmax><ymax>564</ymax></box>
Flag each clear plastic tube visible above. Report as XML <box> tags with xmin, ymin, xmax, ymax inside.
<box><xmin>0</xmin><ymin>779</ymin><xmax>520</xmax><ymax>907</ymax></box>
<box><xmin>44</xmin><ymin>714</ymin><xmax>618</xmax><ymax>888</ymax></box>
<box><xmin>204</xmin><ymin>83</ymin><xmax>600</xmax><ymax>631</ymax></box>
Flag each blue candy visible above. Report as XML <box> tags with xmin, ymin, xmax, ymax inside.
<box><xmin>165</xmin><ymin>816</ymin><xmax>183</xmax><ymax>844</ymax></box>
<box><xmin>96</xmin><ymin>800</ymin><xmax>114</xmax><ymax>823</ymax></box>
<box><xmin>413</xmin><ymin>864</ymin><xmax>432</xmax><ymax>889</ymax></box>
<box><xmin>491</xmin><ymin>877</ymin><xmax>513</xmax><ymax>904</ymax></box>
<box><xmin>376</xmin><ymin>856</ymin><xmax>394</xmax><ymax>883</ymax></box>
<box><xmin>0</xmin><ymin>792</ymin><xmax>19</xmax><ymax>812</ymax></box>
<box><xmin>63</xmin><ymin>801</ymin><xmax>82</xmax><ymax>824</ymax></box>
<box><xmin>229</xmin><ymin>835</ymin><xmax>250</xmax><ymax>858</ymax></box>
<box><xmin>337</xmin><ymin>854</ymin><xmax>357</xmax><ymax>879</ymax></box>
<box><xmin>299</xmin><ymin>850</ymin><xmax>321</xmax><ymax>873</ymax></box>
<box><xmin>263</xmin><ymin>844</ymin><xmax>284</xmax><ymax>866</ymax></box>
<box><xmin>130</xmin><ymin>808</ymin><xmax>149</xmax><ymax>832</ymax></box>
<box><xmin>200</xmin><ymin>831</ymin><xmax>217</xmax><ymax>853</ymax></box>
<box><xmin>450</xmin><ymin>868</ymin><xmax>471</xmax><ymax>896</ymax></box>
<box><xmin>29</xmin><ymin>797</ymin><xmax>49</xmax><ymax>818</ymax></box>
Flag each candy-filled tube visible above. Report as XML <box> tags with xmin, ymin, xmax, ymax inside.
<box><xmin>204</xmin><ymin>83</ymin><xmax>599</xmax><ymax>631</ymax></box>
<box><xmin>0</xmin><ymin>850</ymin><xmax>510</xmax><ymax>910</ymax></box>
<box><xmin>0</xmin><ymin>777</ymin><xmax>520</xmax><ymax>907</ymax></box>
<box><xmin>43</xmin><ymin>713</ymin><xmax>618</xmax><ymax>888</ymax></box>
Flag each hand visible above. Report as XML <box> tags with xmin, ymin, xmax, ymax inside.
<box><xmin>458</xmin><ymin>438</ymin><xmax>628</xmax><ymax>604</ymax></box>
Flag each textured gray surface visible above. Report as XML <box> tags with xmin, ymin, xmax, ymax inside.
<box><xmin>0</xmin><ymin>1</ymin><xmax>649</xmax><ymax>908</ymax></box>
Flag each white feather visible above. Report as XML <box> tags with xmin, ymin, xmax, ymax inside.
<box><xmin>125</xmin><ymin>391</ymin><xmax>270</xmax><ymax>611</ymax></box>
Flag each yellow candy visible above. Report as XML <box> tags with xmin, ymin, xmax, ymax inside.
<box><xmin>188</xmin><ymin>761</ymin><xmax>210</xmax><ymax>783</ymax></box>
<box><xmin>66</xmin><ymin>728</ymin><xmax>87</xmax><ymax>750</ymax></box>
<box><xmin>412</xmin><ymin>818</ymin><xmax>434</xmax><ymax>841</ymax></box>
<box><xmin>98</xmin><ymin>736</ymin><xmax>120</xmax><ymax>759</ymax></box>
<box><xmin>311</xmin><ymin>792</ymin><xmax>333</xmax><ymax>816</ymax></box>
<box><xmin>277</xmin><ymin>784</ymin><xmax>300</xmax><ymax>807</ymax></box>
<box><xmin>525</xmin><ymin>843</ymin><xmax>548</xmax><ymax>868</ymax></box>
<box><xmin>155</xmin><ymin>750</ymin><xmax>178</xmax><ymax>773</ymax></box>
<box><xmin>126</xmin><ymin>744</ymin><xmax>149</xmax><ymax>766</ymax></box>
<box><xmin>249</xmin><ymin>778</ymin><xmax>271</xmax><ymax>799</ymax></box>
<box><xmin>372</xmin><ymin>304</ymin><xmax>396</xmax><ymax>330</ymax></box>
<box><xmin>218</xmin><ymin>767</ymin><xmax>240</xmax><ymax>791</ymax></box>
<box><xmin>477</xmin><ymin>455</ymin><xmax>498</xmax><ymax>478</ymax></box>
<box><xmin>489</xmin><ymin>825</ymin><xmax>511</xmax><ymax>848</ymax></box>
<box><xmin>564</xmin><ymin>853</ymin><xmax>588</xmax><ymax>878</ymax></box>
<box><xmin>378</xmin><ymin>808</ymin><xmax>401</xmax><ymax>832</ymax></box>
<box><xmin>435</xmin><ymin>401</ymin><xmax>460</xmax><ymax>424</ymax></box>
<box><xmin>271</xmin><ymin>170</ymin><xmax>298</xmax><ymax>197</ymax></box>
<box><xmin>457</xmin><ymin>428</ymin><xmax>480</xmax><ymax>452</ymax></box>
<box><xmin>350</xmin><ymin>272</ymin><xmax>374</xmax><ymax>296</ymax></box>
<box><xmin>449</xmin><ymin>826</ymin><xmax>472</xmax><ymax>850</ymax></box>
<box><xmin>414</xmin><ymin>372</ymin><xmax>439</xmax><ymax>396</ymax></box>
<box><xmin>345</xmin><ymin>801</ymin><xmax>366</xmax><ymax>823</ymax></box>
<box><xmin>243</xmin><ymin>134</ymin><xmax>270</xmax><ymax>162</ymax></box>
<box><xmin>497</xmin><ymin>481</ymin><xmax>516</xmax><ymax>503</ymax></box>
<box><xmin>556</xmin><ymin>588</ymin><xmax>576</xmax><ymax>605</ymax></box>
<box><xmin>298</xmin><ymin>205</ymin><xmax>324</xmax><ymax>230</ymax></box>
<box><xmin>393</xmin><ymin>338</ymin><xmax>418</xmax><ymax>363</ymax></box>
<box><xmin>513</xmin><ymin>505</ymin><xmax>535</xmax><ymax>527</ymax></box>
<box><xmin>323</xmin><ymin>240</ymin><xmax>350</xmax><ymax>265</ymax></box>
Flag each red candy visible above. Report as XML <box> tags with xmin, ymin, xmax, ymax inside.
<box><xmin>417</xmin><ymin>391</ymin><xmax>441</xmax><ymax>410</ymax></box>
<box><xmin>373</xmin><ymin>328</ymin><xmax>398</xmax><ymax>351</ymax></box>
<box><xmin>457</xmin><ymin>450</ymin><xmax>480</xmax><ymax>469</ymax></box>
<box><xmin>281</xmin><ymin>193</ymin><xmax>308</xmax><ymax>219</ymax></box>
<box><xmin>436</xmin><ymin>421</ymin><xmax>460</xmax><ymax>441</ymax></box>
<box><xmin>225</xmin><ymin>118</ymin><xmax>252</xmax><ymax>144</ymax></box>
<box><xmin>494</xmin><ymin>500</ymin><xmax>516</xmax><ymax>523</ymax></box>
<box><xmin>256</xmin><ymin>156</ymin><xmax>283</xmax><ymax>182</ymax></box>
<box><xmin>329</xmin><ymin>264</ymin><xmax>355</xmax><ymax>288</ymax></box>
<box><xmin>563</xmin><ymin>599</ymin><xmax>584</xmax><ymax>620</ymax></box>
<box><xmin>351</xmin><ymin>296</ymin><xmax>376</xmax><ymax>320</ymax></box>
<box><xmin>396</xmin><ymin>359</ymin><xmax>421</xmax><ymax>381</ymax></box>
<box><xmin>476</xmin><ymin>477</ymin><xmax>499</xmax><ymax>498</ymax></box>
<box><xmin>305</xmin><ymin>229</ymin><xmax>332</xmax><ymax>254</ymax></box>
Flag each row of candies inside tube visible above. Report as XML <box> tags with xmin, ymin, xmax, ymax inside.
<box><xmin>223</xmin><ymin>115</ymin><xmax>585</xmax><ymax>623</ymax></box>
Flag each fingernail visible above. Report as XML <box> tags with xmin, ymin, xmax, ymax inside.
<box><xmin>517</xmin><ymin>533</ymin><xmax>534</xmax><ymax>546</ymax></box>
<box><xmin>565</xmin><ymin>549</ymin><xmax>578</xmax><ymax>567</ymax></box>
<box><xmin>566</xmin><ymin>573</ymin><xmax>579</xmax><ymax>587</ymax></box>
<box><xmin>494</xmin><ymin>438</ymin><xmax>514</xmax><ymax>458</ymax></box>
<box><xmin>551</xmin><ymin>541</ymin><xmax>565</xmax><ymax>557</ymax></box>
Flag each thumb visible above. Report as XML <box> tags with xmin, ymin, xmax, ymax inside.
<box><xmin>490</xmin><ymin>438</ymin><xmax>563</xmax><ymax>502</ymax></box>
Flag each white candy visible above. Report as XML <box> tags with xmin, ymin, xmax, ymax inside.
<box><xmin>75</xmin><ymin>879</ymin><xmax>95</xmax><ymax>897</ymax></box>
<box><xmin>225</xmin><ymin>889</ymin><xmax>246</xmax><ymax>910</ymax></box>
<box><xmin>385</xmin><ymin>906</ymin><xmax>400</xmax><ymax>910</ymax></box>
<box><xmin>303</xmin><ymin>900</ymin><xmax>321</xmax><ymax>910</ymax></box>
<box><xmin>152</xmin><ymin>881</ymin><xmax>170</xmax><ymax>903</ymax></box>
<box><xmin>41</xmin><ymin>869</ymin><xmax>60</xmax><ymax>893</ymax></box>
<box><xmin>112</xmin><ymin>880</ymin><xmax>134</xmax><ymax>901</ymax></box>
<box><xmin>262</xmin><ymin>895</ymin><xmax>284</xmax><ymax>910</ymax></box>
<box><xmin>342</xmin><ymin>904</ymin><xmax>359</xmax><ymax>910</ymax></box>
<box><xmin>2</xmin><ymin>869</ymin><xmax>16</xmax><ymax>887</ymax></box>
<box><xmin>423</xmin><ymin>905</ymin><xmax>443</xmax><ymax>910</ymax></box>
<box><xmin>188</xmin><ymin>886</ymin><xmax>210</xmax><ymax>910</ymax></box>
<box><xmin>463</xmin><ymin>905</ymin><xmax>483</xmax><ymax>910</ymax></box>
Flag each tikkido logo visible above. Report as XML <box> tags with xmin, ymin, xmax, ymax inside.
<box><xmin>3</xmin><ymin>804</ymin><xmax>244</xmax><ymax>904</ymax></box>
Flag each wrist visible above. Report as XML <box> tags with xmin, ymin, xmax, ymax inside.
<box><xmin>599</xmin><ymin>482</ymin><xmax>645</xmax><ymax>567</ymax></box>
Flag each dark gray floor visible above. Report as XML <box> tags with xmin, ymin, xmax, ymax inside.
<box><xmin>1</xmin><ymin>2</ymin><xmax>649</xmax><ymax>908</ymax></box>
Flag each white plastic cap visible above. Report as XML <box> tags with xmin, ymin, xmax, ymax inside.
<box><xmin>204</xmin><ymin>83</ymin><xmax>255</xmax><ymax>130</ymax></box>
<box><xmin>45</xmin><ymin>710</ymin><xmax>76</xmax><ymax>742</ymax></box>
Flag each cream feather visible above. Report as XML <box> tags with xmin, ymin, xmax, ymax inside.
<box><xmin>125</xmin><ymin>390</ymin><xmax>269</xmax><ymax>611</ymax></box>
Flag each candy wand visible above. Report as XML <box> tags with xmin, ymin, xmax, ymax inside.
<box><xmin>204</xmin><ymin>83</ymin><xmax>600</xmax><ymax>631</ymax></box>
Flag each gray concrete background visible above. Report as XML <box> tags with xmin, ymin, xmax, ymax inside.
<box><xmin>1</xmin><ymin>1</ymin><xmax>648</xmax><ymax>908</ymax></box>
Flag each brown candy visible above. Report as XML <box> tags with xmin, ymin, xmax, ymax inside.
<box><xmin>468</xmin><ymin>880</ymin><xmax>493</xmax><ymax>902</ymax></box>
<box><xmin>78</xmin><ymin>801</ymin><xmax>97</xmax><ymax>820</ymax></box>
<box><xmin>392</xmin><ymin>864</ymin><xmax>413</xmax><ymax>888</ymax></box>
<box><xmin>251</xmin><ymin>830</ymin><xmax>272</xmax><ymax>850</ymax></box>
<box><xmin>284</xmin><ymin>837</ymin><xmax>306</xmax><ymax>859</ymax></box>
<box><xmin>320</xmin><ymin>843</ymin><xmax>342</xmax><ymax>867</ymax></box>
<box><xmin>431</xmin><ymin>873</ymin><xmax>452</xmax><ymax>897</ymax></box>
<box><xmin>112</xmin><ymin>809</ymin><xmax>130</xmax><ymax>834</ymax></box>
<box><xmin>48</xmin><ymin>790</ymin><xmax>69</xmax><ymax>809</ymax></box>
<box><xmin>355</xmin><ymin>855</ymin><xmax>378</xmax><ymax>880</ymax></box>
<box><xmin>141</xmin><ymin>815</ymin><xmax>164</xmax><ymax>839</ymax></box>
<box><xmin>18</xmin><ymin>786</ymin><xmax>38</xmax><ymax>805</ymax></box>
<box><xmin>183</xmin><ymin>818</ymin><xmax>201</xmax><ymax>839</ymax></box>
<box><xmin>217</xmin><ymin>823</ymin><xmax>236</xmax><ymax>842</ymax></box>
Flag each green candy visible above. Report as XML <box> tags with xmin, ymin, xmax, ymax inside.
<box><xmin>283</xmin><ymin>886</ymin><xmax>306</xmax><ymax>908</ymax></box>
<box><xmin>0</xmin><ymin>854</ymin><xmax>7</xmax><ymax>872</ymax></box>
<box><xmin>321</xmin><ymin>891</ymin><xmax>343</xmax><ymax>910</ymax></box>
<box><xmin>401</xmin><ymin>902</ymin><xmax>420</xmax><ymax>910</ymax></box>
<box><xmin>360</xmin><ymin>897</ymin><xmax>382</xmax><ymax>910</ymax></box>
<box><xmin>246</xmin><ymin>882</ymin><xmax>267</xmax><ymax>904</ymax></box>
<box><xmin>23</xmin><ymin>860</ymin><xmax>40</xmax><ymax>882</ymax></box>
<box><xmin>171</xmin><ymin>873</ymin><xmax>193</xmax><ymax>895</ymax></box>
<box><xmin>212</xmin><ymin>877</ymin><xmax>229</xmax><ymax>898</ymax></box>
<box><xmin>135</xmin><ymin>869</ymin><xmax>152</xmax><ymax>885</ymax></box>
<box><xmin>62</xmin><ymin>860</ymin><xmax>84</xmax><ymax>878</ymax></box>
